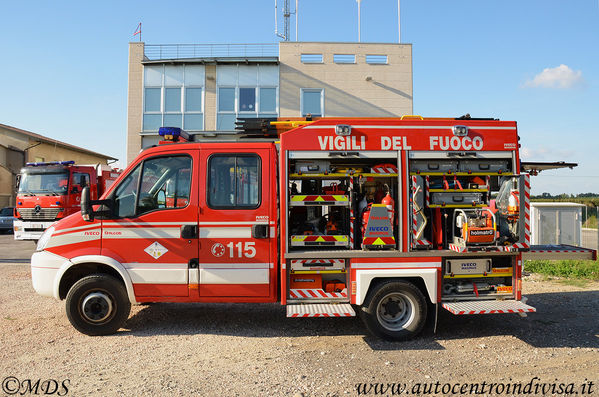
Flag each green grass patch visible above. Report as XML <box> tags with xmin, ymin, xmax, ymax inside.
<box><xmin>524</xmin><ymin>260</ymin><xmax>599</xmax><ymax>280</ymax></box>
<box><xmin>558</xmin><ymin>278</ymin><xmax>591</xmax><ymax>288</ymax></box>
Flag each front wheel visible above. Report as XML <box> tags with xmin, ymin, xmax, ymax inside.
<box><xmin>65</xmin><ymin>274</ymin><xmax>131</xmax><ymax>336</ymax></box>
<box><xmin>360</xmin><ymin>280</ymin><xmax>427</xmax><ymax>341</ymax></box>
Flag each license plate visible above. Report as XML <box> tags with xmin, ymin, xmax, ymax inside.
<box><xmin>31</xmin><ymin>223</ymin><xmax>44</xmax><ymax>229</ymax></box>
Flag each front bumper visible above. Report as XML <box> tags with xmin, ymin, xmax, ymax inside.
<box><xmin>14</xmin><ymin>220</ymin><xmax>54</xmax><ymax>241</ymax></box>
<box><xmin>31</xmin><ymin>250</ymin><xmax>68</xmax><ymax>299</ymax></box>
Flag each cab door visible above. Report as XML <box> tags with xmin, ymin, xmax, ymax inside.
<box><xmin>198</xmin><ymin>145</ymin><xmax>274</xmax><ymax>299</ymax></box>
<box><xmin>101</xmin><ymin>151</ymin><xmax>198</xmax><ymax>299</ymax></box>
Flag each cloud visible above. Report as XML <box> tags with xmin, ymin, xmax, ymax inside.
<box><xmin>520</xmin><ymin>146</ymin><xmax>575</xmax><ymax>161</ymax></box>
<box><xmin>524</xmin><ymin>64</ymin><xmax>584</xmax><ymax>89</ymax></box>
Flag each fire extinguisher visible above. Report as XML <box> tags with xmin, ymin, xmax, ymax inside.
<box><xmin>381</xmin><ymin>184</ymin><xmax>395</xmax><ymax>229</ymax></box>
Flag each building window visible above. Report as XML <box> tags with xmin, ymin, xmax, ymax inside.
<box><xmin>301</xmin><ymin>88</ymin><xmax>324</xmax><ymax>117</ymax></box>
<box><xmin>366</xmin><ymin>55</ymin><xmax>388</xmax><ymax>64</ymax></box>
<box><xmin>208</xmin><ymin>155</ymin><xmax>260</xmax><ymax>209</ymax></box>
<box><xmin>216</xmin><ymin>65</ymin><xmax>279</xmax><ymax>130</ymax></box>
<box><xmin>333</xmin><ymin>54</ymin><xmax>356</xmax><ymax>64</ymax></box>
<box><xmin>239</xmin><ymin>88</ymin><xmax>256</xmax><ymax>112</ymax></box>
<box><xmin>142</xmin><ymin>65</ymin><xmax>205</xmax><ymax>133</ymax></box>
<box><xmin>164</xmin><ymin>87</ymin><xmax>182</xmax><ymax>128</ymax></box>
<box><xmin>184</xmin><ymin>87</ymin><xmax>203</xmax><ymax>130</ymax></box>
<box><xmin>301</xmin><ymin>54</ymin><xmax>323</xmax><ymax>63</ymax></box>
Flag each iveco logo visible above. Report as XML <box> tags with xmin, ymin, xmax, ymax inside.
<box><xmin>34</xmin><ymin>205</ymin><xmax>42</xmax><ymax>214</ymax></box>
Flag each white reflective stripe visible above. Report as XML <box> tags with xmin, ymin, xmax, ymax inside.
<box><xmin>352</xmin><ymin>262</ymin><xmax>441</xmax><ymax>269</ymax></box>
<box><xmin>201</xmin><ymin>263</ymin><xmax>271</xmax><ymax>269</ymax></box>
<box><xmin>102</xmin><ymin>228</ymin><xmax>180</xmax><ymax>239</ymax></box>
<box><xmin>200</xmin><ymin>227</ymin><xmax>251</xmax><ymax>238</ymax></box>
<box><xmin>103</xmin><ymin>221</ymin><xmax>195</xmax><ymax>226</ymax></box>
<box><xmin>127</xmin><ymin>268</ymin><xmax>188</xmax><ymax>284</ymax></box>
<box><xmin>303</xmin><ymin>125</ymin><xmax>517</xmax><ymax>130</ymax></box>
<box><xmin>55</xmin><ymin>223</ymin><xmax>103</xmax><ymax>234</ymax></box>
<box><xmin>45</xmin><ymin>232</ymin><xmax>101</xmax><ymax>248</ymax></box>
<box><xmin>200</xmin><ymin>268</ymin><xmax>268</xmax><ymax>284</ymax></box>
<box><xmin>199</xmin><ymin>221</ymin><xmax>268</xmax><ymax>226</ymax></box>
<box><xmin>123</xmin><ymin>263</ymin><xmax>188</xmax><ymax>269</ymax></box>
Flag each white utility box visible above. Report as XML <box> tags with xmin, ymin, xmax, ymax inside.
<box><xmin>530</xmin><ymin>202</ymin><xmax>584</xmax><ymax>246</ymax></box>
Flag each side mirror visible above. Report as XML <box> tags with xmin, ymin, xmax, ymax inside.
<box><xmin>81</xmin><ymin>186</ymin><xmax>93</xmax><ymax>222</ymax></box>
<box><xmin>157</xmin><ymin>191</ymin><xmax>166</xmax><ymax>208</ymax></box>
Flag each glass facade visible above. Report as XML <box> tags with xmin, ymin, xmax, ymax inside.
<box><xmin>142</xmin><ymin>63</ymin><xmax>279</xmax><ymax>133</ymax></box>
<box><xmin>143</xmin><ymin>64</ymin><xmax>204</xmax><ymax>132</ymax></box>
<box><xmin>216</xmin><ymin>64</ymin><xmax>279</xmax><ymax>131</ymax></box>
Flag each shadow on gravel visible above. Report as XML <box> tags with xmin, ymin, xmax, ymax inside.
<box><xmin>121</xmin><ymin>290</ymin><xmax>599</xmax><ymax>350</ymax></box>
<box><xmin>435</xmin><ymin>290</ymin><xmax>599</xmax><ymax>349</ymax></box>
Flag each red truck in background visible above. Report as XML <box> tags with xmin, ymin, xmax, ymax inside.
<box><xmin>14</xmin><ymin>161</ymin><xmax>120</xmax><ymax>241</ymax></box>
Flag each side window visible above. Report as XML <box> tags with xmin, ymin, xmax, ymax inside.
<box><xmin>137</xmin><ymin>156</ymin><xmax>192</xmax><ymax>215</ymax></box>
<box><xmin>112</xmin><ymin>155</ymin><xmax>192</xmax><ymax>218</ymax></box>
<box><xmin>72</xmin><ymin>172</ymin><xmax>90</xmax><ymax>191</ymax></box>
<box><xmin>208</xmin><ymin>155</ymin><xmax>260</xmax><ymax>208</ymax></box>
<box><xmin>113</xmin><ymin>165</ymin><xmax>141</xmax><ymax>218</ymax></box>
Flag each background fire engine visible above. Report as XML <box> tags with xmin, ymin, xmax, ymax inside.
<box><xmin>14</xmin><ymin>161</ymin><xmax>120</xmax><ymax>241</ymax></box>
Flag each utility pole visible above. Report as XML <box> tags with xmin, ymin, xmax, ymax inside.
<box><xmin>357</xmin><ymin>0</ymin><xmax>362</xmax><ymax>42</ymax></box>
<box><xmin>397</xmin><ymin>0</ymin><xmax>401</xmax><ymax>43</ymax></box>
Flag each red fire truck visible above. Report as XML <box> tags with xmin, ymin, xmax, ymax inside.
<box><xmin>30</xmin><ymin>118</ymin><xmax>595</xmax><ymax>339</ymax></box>
<box><xmin>14</xmin><ymin>161</ymin><xmax>120</xmax><ymax>241</ymax></box>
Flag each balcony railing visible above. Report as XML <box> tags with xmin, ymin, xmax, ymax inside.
<box><xmin>144</xmin><ymin>44</ymin><xmax>279</xmax><ymax>60</ymax></box>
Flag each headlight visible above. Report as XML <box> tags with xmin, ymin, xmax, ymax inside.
<box><xmin>36</xmin><ymin>226</ymin><xmax>55</xmax><ymax>251</ymax></box>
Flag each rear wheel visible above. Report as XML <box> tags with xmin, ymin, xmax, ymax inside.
<box><xmin>360</xmin><ymin>280</ymin><xmax>427</xmax><ymax>341</ymax></box>
<box><xmin>65</xmin><ymin>274</ymin><xmax>131</xmax><ymax>336</ymax></box>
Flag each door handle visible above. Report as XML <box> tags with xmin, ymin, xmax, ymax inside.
<box><xmin>188</xmin><ymin>258</ymin><xmax>199</xmax><ymax>269</ymax></box>
<box><xmin>252</xmin><ymin>224</ymin><xmax>269</xmax><ymax>239</ymax></box>
<box><xmin>181</xmin><ymin>225</ymin><xmax>198</xmax><ymax>239</ymax></box>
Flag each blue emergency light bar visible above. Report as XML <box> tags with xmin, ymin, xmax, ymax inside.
<box><xmin>158</xmin><ymin>127</ymin><xmax>191</xmax><ymax>142</ymax></box>
<box><xmin>26</xmin><ymin>160</ymin><xmax>75</xmax><ymax>167</ymax></box>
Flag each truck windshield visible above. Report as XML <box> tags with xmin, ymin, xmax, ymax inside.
<box><xmin>18</xmin><ymin>172</ymin><xmax>69</xmax><ymax>195</ymax></box>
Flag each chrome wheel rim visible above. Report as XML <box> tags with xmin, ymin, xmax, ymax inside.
<box><xmin>376</xmin><ymin>292</ymin><xmax>415</xmax><ymax>331</ymax></box>
<box><xmin>81</xmin><ymin>292</ymin><xmax>114</xmax><ymax>323</ymax></box>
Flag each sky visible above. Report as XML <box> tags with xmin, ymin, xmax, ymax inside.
<box><xmin>1</xmin><ymin>0</ymin><xmax>598</xmax><ymax>195</ymax></box>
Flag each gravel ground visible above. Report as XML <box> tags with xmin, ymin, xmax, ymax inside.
<box><xmin>0</xmin><ymin>263</ymin><xmax>598</xmax><ymax>397</ymax></box>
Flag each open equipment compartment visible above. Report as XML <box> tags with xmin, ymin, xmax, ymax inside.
<box><xmin>406</xmin><ymin>150</ymin><xmax>534</xmax><ymax>254</ymax></box>
<box><xmin>287</xmin><ymin>152</ymin><xmax>400</xmax><ymax>251</ymax></box>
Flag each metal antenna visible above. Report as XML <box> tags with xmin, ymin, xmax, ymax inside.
<box><xmin>356</xmin><ymin>0</ymin><xmax>362</xmax><ymax>42</ymax></box>
<box><xmin>275</xmin><ymin>0</ymin><xmax>294</xmax><ymax>41</ymax></box>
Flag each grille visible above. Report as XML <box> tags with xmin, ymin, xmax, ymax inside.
<box><xmin>19</xmin><ymin>208</ymin><xmax>63</xmax><ymax>221</ymax></box>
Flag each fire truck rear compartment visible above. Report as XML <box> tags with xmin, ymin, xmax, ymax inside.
<box><xmin>442</xmin><ymin>256</ymin><xmax>515</xmax><ymax>301</ymax></box>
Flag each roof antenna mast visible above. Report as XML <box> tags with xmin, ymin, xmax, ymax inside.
<box><xmin>275</xmin><ymin>0</ymin><xmax>296</xmax><ymax>41</ymax></box>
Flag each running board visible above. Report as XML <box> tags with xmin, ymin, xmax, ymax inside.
<box><xmin>442</xmin><ymin>300</ymin><xmax>536</xmax><ymax>315</ymax></box>
<box><xmin>287</xmin><ymin>303</ymin><xmax>356</xmax><ymax>317</ymax></box>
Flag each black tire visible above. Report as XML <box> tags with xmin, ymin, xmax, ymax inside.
<box><xmin>65</xmin><ymin>274</ymin><xmax>131</xmax><ymax>336</ymax></box>
<box><xmin>360</xmin><ymin>280</ymin><xmax>427</xmax><ymax>341</ymax></box>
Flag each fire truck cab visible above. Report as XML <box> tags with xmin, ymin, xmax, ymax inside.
<box><xmin>30</xmin><ymin>118</ymin><xmax>595</xmax><ymax>340</ymax></box>
<box><xmin>14</xmin><ymin>161</ymin><xmax>119</xmax><ymax>241</ymax></box>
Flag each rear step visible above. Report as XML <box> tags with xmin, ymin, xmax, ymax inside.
<box><xmin>442</xmin><ymin>300</ymin><xmax>536</xmax><ymax>315</ymax></box>
<box><xmin>287</xmin><ymin>303</ymin><xmax>356</xmax><ymax>317</ymax></box>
